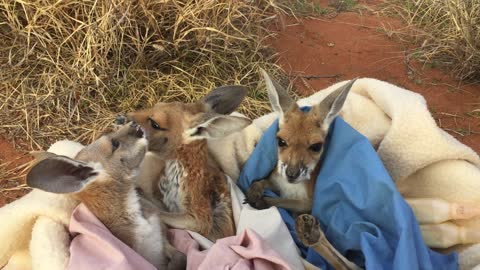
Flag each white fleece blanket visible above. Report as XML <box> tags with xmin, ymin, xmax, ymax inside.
<box><xmin>254</xmin><ymin>78</ymin><xmax>480</xmax><ymax>269</ymax></box>
<box><xmin>0</xmin><ymin>140</ymin><xmax>83</xmax><ymax>270</ymax></box>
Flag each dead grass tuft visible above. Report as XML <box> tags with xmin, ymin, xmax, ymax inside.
<box><xmin>383</xmin><ymin>0</ymin><xmax>480</xmax><ymax>81</ymax></box>
<box><xmin>0</xmin><ymin>0</ymin><xmax>284</xmax><ymax>148</ymax></box>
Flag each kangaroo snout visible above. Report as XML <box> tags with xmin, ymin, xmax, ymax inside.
<box><xmin>285</xmin><ymin>164</ymin><xmax>310</xmax><ymax>183</ymax></box>
<box><xmin>286</xmin><ymin>166</ymin><xmax>301</xmax><ymax>182</ymax></box>
<box><xmin>129</xmin><ymin>122</ymin><xmax>144</xmax><ymax>138</ymax></box>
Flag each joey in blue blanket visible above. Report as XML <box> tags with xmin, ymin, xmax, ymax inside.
<box><xmin>237</xmin><ymin>116</ymin><xmax>457</xmax><ymax>270</ymax></box>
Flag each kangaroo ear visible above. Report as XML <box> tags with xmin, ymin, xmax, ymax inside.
<box><xmin>185</xmin><ymin>115</ymin><xmax>252</xmax><ymax>140</ymax></box>
<box><xmin>260</xmin><ymin>68</ymin><xmax>295</xmax><ymax>122</ymax></box>
<box><xmin>26</xmin><ymin>156</ymin><xmax>99</xmax><ymax>194</ymax></box>
<box><xmin>314</xmin><ymin>78</ymin><xmax>357</xmax><ymax>132</ymax></box>
<box><xmin>201</xmin><ymin>85</ymin><xmax>248</xmax><ymax>115</ymax></box>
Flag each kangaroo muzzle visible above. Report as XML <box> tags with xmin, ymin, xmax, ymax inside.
<box><xmin>282</xmin><ymin>163</ymin><xmax>311</xmax><ymax>184</ymax></box>
<box><xmin>286</xmin><ymin>166</ymin><xmax>300</xmax><ymax>182</ymax></box>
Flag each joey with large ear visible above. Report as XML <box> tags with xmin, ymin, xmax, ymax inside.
<box><xmin>246</xmin><ymin>78</ymin><xmax>357</xmax><ymax>214</ymax></box>
<box><xmin>125</xmin><ymin>84</ymin><xmax>250</xmax><ymax>241</ymax></box>
<box><xmin>26</xmin><ymin>124</ymin><xmax>185</xmax><ymax>269</ymax></box>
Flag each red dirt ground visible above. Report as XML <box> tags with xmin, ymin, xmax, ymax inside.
<box><xmin>1</xmin><ymin>0</ymin><xmax>479</xmax><ymax>207</ymax></box>
<box><xmin>268</xmin><ymin>1</ymin><xmax>480</xmax><ymax>153</ymax></box>
<box><xmin>0</xmin><ymin>137</ymin><xmax>32</xmax><ymax>207</ymax></box>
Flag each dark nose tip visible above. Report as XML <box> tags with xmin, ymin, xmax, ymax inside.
<box><xmin>286</xmin><ymin>167</ymin><xmax>300</xmax><ymax>182</ymax></box>
<box><xmin>134</xmin><ymin>126</ymin><xmax>144</xmax><ymax>138</ymax></box>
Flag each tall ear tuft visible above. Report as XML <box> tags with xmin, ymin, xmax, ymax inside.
<box><xmin>260</xmin><ymin>68</ymin><xmax>294</xmax><ymax>121</ymax></box>
<box><xmin>315</xmin><ymin>78</ymin><xmax>357</xmax><ymax>132</ymax></box>
<box><xmin>185</xmin><ymin>115</ymin><xmax>252</xmax><ymax>140</ymax></box>
<box><xmin>26</xmin><ymin>156</ymin><xmax>99</xmax><ymax>194</ymax></box>
<box><xmin>201</xmin><ymin>85</ymin><xmax>248</xmax><ymax>115</ymax></box>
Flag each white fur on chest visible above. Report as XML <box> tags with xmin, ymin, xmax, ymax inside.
<box><xmin>126</xmin><ymin>189</ymin><xmax>165</xmax><ymax>268</ymax></box>
<box><xmin>158</xmin><ymin>160</ymin><xmax>185</xmax><ymax>212</ymax></box>
<box><xmin>270</xmin><ymin>173</ymin><xmax>309</xmax><ymax>199</ymax></box>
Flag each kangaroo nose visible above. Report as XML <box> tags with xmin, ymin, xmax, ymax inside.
<box><xmin>127</xmin><ymin>122</ymin><xmax>144</xmax><ymax>138</ymax></box>
<box><xmin>134</xmin><ymin>127</ymin><xmax>144</xmax><ymax>138</ymax></box>
<box><xmin>286</xmin><ymin>167</ymin><xmax>300</xmax><ymax>182</ymax></box>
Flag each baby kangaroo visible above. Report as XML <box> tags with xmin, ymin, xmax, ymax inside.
<box><xmin>246</xmin><ymin>70</ymin><xmax>356</xmax><ymax>214</ymax></box>
<box><xmin>246</xmin><ymin>71</ymin><xmax>360</xmax><ymax>270</ymax></box>
<box><xmin>26</xmin><ymin>124</ymin><xmax>185</xmax><ymax>269</ymax></box>
<box><xmin>127</xmin><ymin>86</ymin><xmax>251</xmax><ymax>241</ymax></box>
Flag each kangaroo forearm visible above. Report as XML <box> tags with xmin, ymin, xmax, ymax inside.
<box><xmin>264</xmin><ymin>197</ymin><xmax>312</xmax><ymax>214</ymax></box>
<box><xmin>310</xmin><ymin>240</ymin><xmax>361</xmax><ymax>270</ymax></box>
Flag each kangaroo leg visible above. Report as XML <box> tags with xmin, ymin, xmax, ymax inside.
<box><xmin>295</xmin><ymin>214</ymin><xmax>361</xmax><ymax>270</ymax></box>
<box><xmin>264</xmin><ymin>197</ymin><xmax>312</xmax><ymax>214</ymax></box>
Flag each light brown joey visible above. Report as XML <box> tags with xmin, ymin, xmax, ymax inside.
<box><xmin>26</xmin><ymin>124</ymin><xmax>186</xmax><ymax>270</ymax></box>
<box><xmin>296</xmin><ymin>214</ymin><xmax>361</xmax><ymax>270</ymax></box>
<box><xmin>245</xmin><ymin>70</ymin><xmax>356</xmax><ymax>215</ymax></box>
<box><xmin>126</xmin><ymin>85</ymin><xmax>252</xmax><ymax>241</ymax></box>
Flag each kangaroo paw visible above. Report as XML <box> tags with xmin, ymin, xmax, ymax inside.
<box><xmin>296</xmin><ymin>214</ymin><xmax>323</xmax><ymax>246</ymax></box>
<box><xmin>245</xmin><ymin>181</ymin><xmax>270</xmax><ymax>209</ymax></box>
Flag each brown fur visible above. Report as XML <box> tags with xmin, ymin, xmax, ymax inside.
<box><xmin>246</xmin><ymin>75</ymin><xmax>355</xmax><ymax>215</ymax></box>
<box><xmin>277</xmin><ymin>105</ymin><xmax>328</xmax><ymax>180</ymax></box>
<box><xmin>129</xmin><ymin>101</ymin><xmax>236</xmax><ymax>240</ymax></box>
<box><xmin>74</xmin><ymin>179</ymin><xmax>136</xmax><ymax>247</ymax></box>
<box><xmin>26</xmin><ymin>125</ymin><xmax>186</xmax><ymax>269</ymax></box>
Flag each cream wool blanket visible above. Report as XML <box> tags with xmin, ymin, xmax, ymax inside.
<box><xmin>0</xmin><ymin>140</ymin><xmax>83</xmax><ymax>270</ymax></box>
<box><xmin>254</xmin><ymin>77</ymin><xmax>480</xmax><ymax>269</ymax></box>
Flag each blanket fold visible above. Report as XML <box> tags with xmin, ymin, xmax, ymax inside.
<box><xmin>169</xmin><ymin>228</ymin><xmax>291</xmax><ymax>270</ymax></box>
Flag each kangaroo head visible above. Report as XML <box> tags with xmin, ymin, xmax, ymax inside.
<box><xmin>127</xmin><ymin>85</ymin><xmax>252</xmax><ymax>157</ymax></box>
<box><xmin>26</xmin><ymin>123</ymin><xmax>147</xmax><ymax>194</ymax></box>
<box><xmin>261</xmin><ymin>69</ymin><xmax>355</xmax><ymax>183</ymax></box>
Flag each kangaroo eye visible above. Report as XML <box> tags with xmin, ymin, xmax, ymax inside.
<box><xmin>277</xmin><ymin>137</ymin><xmax>288</xmax><ymax>148</ymax></box>
<box><xmin>148</xmin><ymin>117</ymin><xmax>167</xmax><ymax>131</ymax></box>
<box><xmin>149</xmin><ymin>118</ymin><xmax>161</xmax><ymax>130</ymax></box>
<box><xmin>111</xmin><ymin>139</ymin><xmax>120</xmax><ymax>152</ymax></box>
<box><xmin>309</xmin><ymin>143</ymin><xmax>323</xmax><ymax>153</ymax></box>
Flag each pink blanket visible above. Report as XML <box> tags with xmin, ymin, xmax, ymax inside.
<box><xmin>66</xmin><ymin>204</ymin><xmax>156</xmax><ymax>270</ymax></box>
<box><xmin>66</xmin><ymin>204</ymin><xmax>292</xmax><ymax>270</ymax></box>
<box><xmin>169</xmin><ymin>229</ymin><xmax>291</xmax><ymax>270</ymax></box>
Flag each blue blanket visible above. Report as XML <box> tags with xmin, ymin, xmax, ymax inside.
<box><xmin>237</xmin><ymin>115</ymin><xmax>457</xmax><ymax>270</ymax></box>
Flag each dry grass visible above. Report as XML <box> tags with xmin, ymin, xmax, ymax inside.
<box><xmin>0</xmin><ymin>0</ymin><xmax>286</xmax><ymax>149</ymax></box>
<box><xmin>383</xmin><ymin>0</ymin><xmax>480</xmax><ymax>81</ymax></box>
